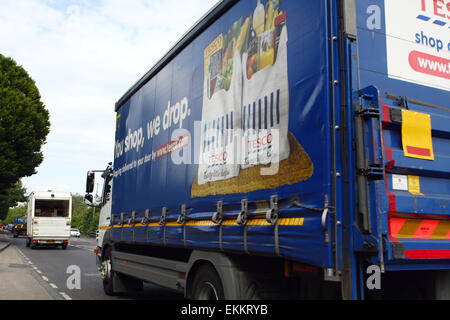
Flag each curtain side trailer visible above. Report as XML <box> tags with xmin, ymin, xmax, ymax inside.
<box><xmin>86</xmin><ymin>0</ymin><xmax>450</xmax><ymax>300</ymax></box>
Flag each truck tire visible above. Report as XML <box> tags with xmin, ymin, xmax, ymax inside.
<box><xmin>61</xmin><ymin>244</ymin><xmax>67</xmax><ymax>250</ymax></box>
<box><xmin>101</xmin><ymin>247</ymin><xmax>118</xmax><ymax>296</ymax></box>
<box><xmin>191</xmin><ymin>264</ymin><xmax>224</xmax><ymax>300</ymax></box>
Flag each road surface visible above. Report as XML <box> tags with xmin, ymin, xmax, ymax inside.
<box><xmin>5</xmin><ymin>235</ymin><xmax>183</xmax><ymax>300</ymax></box>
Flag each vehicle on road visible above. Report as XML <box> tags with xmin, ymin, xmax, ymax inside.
<box><xmin>12</xmin><ymin>217</ymin><xmax>27</xmax><ymax>238</ymax></box>
<box><xmin>86</xmin><ymin>0</ymin><xmax>450</xmax><ymax>300</ymax></box>
<box><xmin>70</xmin><ymin>228</ymin><xmax>81</xmax><ymax>238</ymax></box>
<box><xmin>26</xmin><ymin>191</ymin><xmax>72</xmax><ymax>250</ymax></box>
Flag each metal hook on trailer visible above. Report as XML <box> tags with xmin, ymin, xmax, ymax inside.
<box><xmin>177</xmin><ymin>204</ymin><xmax>187</xmax><ymax>225</ymax></box>
<box><xmin>320</xmin><ymin>195</ymin><xmax>330</xmax><ymax>243</ymax></box>
<box><xmin>321</xmin><ymin>207</ymin><xmax>330</xmax><ymax>243</ymax></box>
<box><xmin>237</xmin><ymin>199</ymin><xmax>249</xmax><ymax>254</ymax></box>
<box><xmin>119</xmin><ymin>212</ymin><xmax>125</xmax><ymax>241</ymax></box>
<box><xmin>177</xmin><ymin>204</ymin><xmax>188</xmax><ymax>247</ymax></box>
<box><xmin>130</xmin><ymin>211</ymin><xmax>136</xmax><ymax>242</ymax></box>
<box><xmin>266</xmin><ymin>195</ymin><xmax>281</xmax><ymax>256</ymax></box>
<box><xmin>265</xmin><ymin>195</ymin><xmax>279</xmax><ymax>225</ymax></box>
<box><xmin>213</xmin><ymin>201</ymin><xmax>224</xmax><ymax>251</ymax></box>
<box><xmin>142</xmin><ymin>209</ymin><xmax>150</xmax><ymax>243</ymax></box>
<box><xmin>159</xmin><ymin>207</ymin><xmax>168</xmax><ymax>246</ymax></box>
<box><xmin>212</xmin><ymin>201</ymin><xmax>223</xmax><ymax>225</ymax></box>
<box><xmin>141</xmin><ymin>209</ymin><xmax>150</xmax><ymax>225</ymax></box>
<box><xmin>159</xmin><ymin>207</ymin><xmax>168</xmax><ymax>226</ymax></box>
<box><xmin>237</xmin><ymin>199</ymin><xmax>248</xmax><ymax>226</ymax></box>
<box><xmin>128</xmin><ymin>211</ymin><xmax>136</xmax><ymax>225</ymax></box>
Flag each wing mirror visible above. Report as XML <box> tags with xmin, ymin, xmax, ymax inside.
<box><xmin>86</xmin><ymin>171</ymin><xmax>95</xmax><ymax>193</ymax></box>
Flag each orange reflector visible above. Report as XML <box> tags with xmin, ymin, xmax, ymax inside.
<box><xmin>390</xmin><ymin>217</ymin><xmax>450</xmax><ymax>239</ymax></box>
<box><xmin>93</xmin><ymin>248</ymin><xmax>99</xmax><ymax>255</ymax></box>
<box><xmin>401</xmin><ymin>110</ymin><xmax>434</xmax><ymax>160</ymax></box>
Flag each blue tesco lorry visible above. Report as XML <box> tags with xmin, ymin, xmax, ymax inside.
<box><xmin>86</xmin><ymin>0</ymin><xmax>450</xmax><ymax>299</ymax></box>
<box><xmin>12</xmin><ymin>217</ymin><xmax>27</xmax><ymax>238</ymax></box>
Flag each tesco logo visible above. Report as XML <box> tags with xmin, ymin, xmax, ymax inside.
<box><xmin>420</xmin><ymin>0</ymin><xmax>450</xmax><ymax>21</ymax></box>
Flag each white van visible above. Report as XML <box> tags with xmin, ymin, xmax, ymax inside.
<box><xmin>27</xmin><ymin>191</ymin><xmax>72</xmax><ymax>250</ymax></box>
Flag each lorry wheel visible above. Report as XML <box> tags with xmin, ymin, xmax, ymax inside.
<box><xmin>61</xmin><ymin>244</ymin><xmax>67</xmax><ymax>250</ymax></box>
<box><xmin>191</xmin><ymin>264</ymin><xmax>224</xmax><ymax>300</ymax></box>
<box><xmin>101</xmin><ymin>247</ymin><xmax>118</xmax><ymax>296</ymax></box>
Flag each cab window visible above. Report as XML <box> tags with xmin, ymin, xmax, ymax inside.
<box><xmin>102</xmin><ymin>175</ymin><xmax>112</xmax><ymax>206</ymax></box>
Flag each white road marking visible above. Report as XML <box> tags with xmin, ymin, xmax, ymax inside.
<box><xmin>14</xmin><ymin>246</ymin><xmax>64</xmax><ymax>299</ymax></box>
<box><xmin>60</xmin><ymin>292</ymin><xmax>72</xmax><ymax>300</ymax></box>
<box><xmin>83</xmin><ymin>272</ymin><xmax>100</xmax><ymax>277</ymax></box>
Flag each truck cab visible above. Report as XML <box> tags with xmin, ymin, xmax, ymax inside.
<box><xmin>85</xmin><ymin>163</ymin><xmax>113</xmax><ymax>265</ymax></box>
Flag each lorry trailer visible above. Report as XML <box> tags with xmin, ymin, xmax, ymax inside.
<box><xmin>87</xmin><ymin>0</ymin><xmax>450</xmax><ymax>299</ymax></box>
<box><xmin>26</xmin><ymin>191</ymin><xmax>72</xmax><ymax>250</ymax></box>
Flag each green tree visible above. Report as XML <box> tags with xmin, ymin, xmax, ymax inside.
<box><xmin>71</xmin><ymin>194</ymin><xmax>99</xmax><ymax>236</ymax></box>
<box><xmin>0</xmin><ymin>180</ymin><xmax>27</xmax><ymax>221</ymax></box>
<box><xmin>2</xmin><ymin>203</ymin><xmax>27</xmax><ymax>225</ymax></box>
<box><xmin>0</xmin><ymin>54</ymin><xmax>50</xmax><ymax>219</ymax></box>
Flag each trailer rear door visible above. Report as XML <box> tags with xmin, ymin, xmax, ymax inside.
<box><xmin>354</xmin><ymin>0</ymin><xmax>450</xmax><ymax>269</ymax></box>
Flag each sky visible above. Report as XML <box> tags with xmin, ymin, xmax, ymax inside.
<box><xmin>0</xmin><ymin>0</ymin><xmax>220</xmax><ymax>196</ymax></box>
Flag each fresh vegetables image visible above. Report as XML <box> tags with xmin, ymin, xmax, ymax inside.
<box><xmin>205</xmin><ymin>0</ymin><xmax>287</xmax><ymax>91</ymax></box>
<box><xmin>247</xmin><ymin>52</ymin><xmax>258</xmax><ymax>79</ymax></box>
<box><xmin>253</xmin><ymin>0</ymin><xmax>265</xmax><ymax>36</ymax></box>
<box><xmin>237</xmin><ymin>16</ymin><xmax>250</xmax><ymax>54</ymax></box>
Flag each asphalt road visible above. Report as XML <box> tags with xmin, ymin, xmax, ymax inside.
<box><xmin>7</xmin><ymin>235</ymin><xmax>183</xmax><ymax>300</ymax></box>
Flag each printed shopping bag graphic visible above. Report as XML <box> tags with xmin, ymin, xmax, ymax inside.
<box><xmin>192</xmin><ymin>2</ymin><xmax>313</xmax><ymax>198</ymax></box>
<box><xmin>241</xmin><ymin>25</ymin><xmax>289</xmax><ymax>169</ymax></box>
<box><xmin>197</xmin><ymin>47</ymin><xmax>243</xmax><ymax>186</ymax></box>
